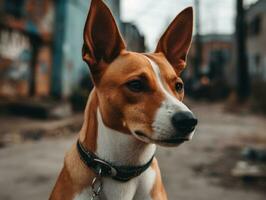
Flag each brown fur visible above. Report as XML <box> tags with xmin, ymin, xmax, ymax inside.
<box><xmin>96</xmin><ymin>51</ymin><xmax>165</xmax><ymax>136</ymax></box>
<box><xmin>150</xmin><ymin>159</ymin><xmax>168</xmax><ymax>200</ymax></box>
<box><xmin>146</xmin><ymin>53</ymin><xmax>185</xmax><ymax>101</ymax></box>
<box><xmin>49</xmin><ymin>91</ymin><xmax>99</xmax><ymax>200</ymax></box>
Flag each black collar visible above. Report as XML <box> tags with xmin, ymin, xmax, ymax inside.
<box><xmin>77</xmin><ymin>140</ymin><xmax>154</xmax><ymax>182</ymax></box>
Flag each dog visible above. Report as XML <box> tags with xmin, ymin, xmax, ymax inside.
<box><xmin>49</xmin><ymin>0</ymin><xmax>197</xmax><ymax>199</ymax></box>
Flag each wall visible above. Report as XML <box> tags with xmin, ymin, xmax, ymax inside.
<box><xmin>188</xmin><ymin>34</ymin><xmax>233</xmax><ymax>80</ymax></box>
<box><xmin>0</xmin><ymin>29</ymin><xmax>32</xmax><ymax>97</ymax></box>
<box><xmin>247</xmin><ymin>0</ymin><xmax>266</xmax><ymax>81</ymax></box>
<box><xmin>0</xmin><ymin>0</ymin><xmax>54</xmax><ymax>97</ymax></box>
<box><xmin>60</xmin><ymin>0</ymin><xmax>90</xmax><ymax>97</ymax></box>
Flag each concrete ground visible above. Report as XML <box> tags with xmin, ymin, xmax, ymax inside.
<box><xmin>0</xmin><ymin>102</ymin><xmax>265</xmax><ymax>200</ymax></box>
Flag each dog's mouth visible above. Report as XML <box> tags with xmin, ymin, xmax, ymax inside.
<box><xmin>134</xmin><ymin>131</ymin><xmax>189</xmax><ymax>146</ymax></box>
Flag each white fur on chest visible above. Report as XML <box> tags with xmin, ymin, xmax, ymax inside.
<box><xmin>74</xmin><ymin>167</ymin><xmax>155</xmax><ymax>200</ymax></box>
<box><xmin>102</xmin><ymin>167</ymin><xmax>155</xmax><ymax>200</ymax></box>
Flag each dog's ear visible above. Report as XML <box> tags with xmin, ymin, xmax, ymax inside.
<box><xmin>82</xmin><ymin>0</ymin><xmax>125</xmax><ymax>71</ymax></box>
<box><xmin>155</xmin><ymin>7</ymin><xmax>193</xmax><ymax>74</ymax></box>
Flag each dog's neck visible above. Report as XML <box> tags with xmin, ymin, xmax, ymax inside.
<box><xmin>96</xmin><ymin>108</ymin><xmax>156</xmax><ymax>166</ymax></box>
<box><xmin>79</xmin><ymin>89</ymin><xmax>156</xmax><ymax>167</ymax></box>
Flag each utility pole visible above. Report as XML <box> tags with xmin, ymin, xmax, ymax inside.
<box><xmin>51</xmin><ymin>0</ymin><xmax>67</xmax><ymax>98</ymax></box>
<box><xmin>236</xmin><ymin>0</ymin><xmax>250</xmax><ymax>101</ymax></box>
<box><xmin>194</xmin><ymin>0</ymin><xmax>202</xmax><ymax>80</ymax></box>
<box><xmin>29</xmin><ymin>35</ymin><xmax>40</xmax><ymax>97</ymax></box>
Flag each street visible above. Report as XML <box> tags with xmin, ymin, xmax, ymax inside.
<box><xmin>0</xmin><ymin>102</ymin><xmax>265</xmax><ymax>200</ymax></box>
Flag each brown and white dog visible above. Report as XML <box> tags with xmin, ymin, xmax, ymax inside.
<box><xmin>49</xmin><ymin>0</ymin><xmax>197</xmax><ymax>199</ymax></box>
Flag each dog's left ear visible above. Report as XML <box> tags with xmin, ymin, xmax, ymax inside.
<box><xmin>156</xmin><ymin>7</ymin><xmax>193</xmax><ymax>74</ymax></box>
<box><xmin>82</xmin><ymin>0</ymin><xmax>126</xmax><ymax>69</ymax></box>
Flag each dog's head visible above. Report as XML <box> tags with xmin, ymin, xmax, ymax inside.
<box><xmin>83</xmin><ymin>0</ymin><xmax>197</xmax><ymax>146</ymax></box>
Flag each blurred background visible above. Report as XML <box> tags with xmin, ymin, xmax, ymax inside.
<box><xmin>0</xmin><ymin>0</ymin><xmax>265</xmax><ymax>200</ymax></box>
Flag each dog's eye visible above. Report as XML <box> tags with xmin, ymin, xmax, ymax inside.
<box><xmin>126</xmin><ymin>80</ymin><xmax>144</xmax><ymax>92</ymax></box>
<box><xmin>175</xmin><ymin>82</ymin><xmax>184</xmax><ymax>92</ymax></box>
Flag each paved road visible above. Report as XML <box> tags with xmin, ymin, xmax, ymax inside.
<box><xmin>0</xmin><ymin>103</ymin><xmax>265</xmax><ymax>200</ymax></box>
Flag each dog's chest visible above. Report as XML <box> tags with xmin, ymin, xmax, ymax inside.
<box><xmin>73</xmin><ymin>167</ymin><xmax>155</xmax><ymax>200</ymax></box>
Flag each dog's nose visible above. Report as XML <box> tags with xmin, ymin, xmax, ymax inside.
<box><xmin>171</xmin><ymin>111</ymin><xmax>198</xmax><ymax>136</ymax></box>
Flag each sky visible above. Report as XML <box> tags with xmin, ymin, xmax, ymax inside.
<box><xmin>121</xmin><ymin>0</ymin><xmax>259</xmax><ymax>50</ymax></box>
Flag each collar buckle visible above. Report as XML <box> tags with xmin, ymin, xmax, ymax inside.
<box><xmin>93</xmin><ymin>158</ymin><xmax>117</xmax><ymax>177</ymax></box>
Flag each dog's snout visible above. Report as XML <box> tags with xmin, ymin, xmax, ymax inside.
<box><xmin>171</xmin><ymin>111</ymin><xmax>198</xmax><ymax>135</ymax></box>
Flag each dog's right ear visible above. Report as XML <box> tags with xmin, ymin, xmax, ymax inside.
<box><xmin>82</xmin><ymin>0</ymin><xmax>125</xmax><ymax>75</ymax></box>
<box><xmin>155</xmin><ymin>7</ymin><xmax>193</xmax><ymax>75</ymax></box>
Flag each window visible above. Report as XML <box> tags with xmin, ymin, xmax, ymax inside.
<box><xmin>255</xmin><ymin>54</ymin><xmax>261</xmax><ymax>69</ymax></box>
<box><xmin>4</xmin><ymin>0</ymin><xmax>25</xmax><ymax>18</ymax></box>
<box><xmin>249</xmin><ymin>15</ymin><xmax>262</xmax><ymax>36</ymax></box>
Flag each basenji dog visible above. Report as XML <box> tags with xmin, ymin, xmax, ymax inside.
<box><xmin>49</xmin><ymin>0</ymin><xmax>197</xmax><ymax>199</ymax></box>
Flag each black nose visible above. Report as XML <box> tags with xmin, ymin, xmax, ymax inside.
<box><xmin>171</xmin><ymin>111</ymin><xmax>198</xmax><ymax>135</ymax></box>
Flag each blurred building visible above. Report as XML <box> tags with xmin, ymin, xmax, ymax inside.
<box><xmin>0</xmin><ymin>0</ymin><xmax>146</xmax><ymax>99</ymax></box>
<box><xmin>188</xmin><ymin>34</ymin><xmax>233</xmax><ymax>80</ymax></box>
<box><xmin>186</xmin><ymin>34</ymin><xmax>233</xmax><ymax>99</ymax></box>
<box><xmin>0</xmin><ymin>0</ymin><xmax>91</xmax><ymax>98</ymax></box>
<box><xmin>246</xmin><ymin>0</ymin><xmax>266</xmax><ymax>82</ymax></box>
